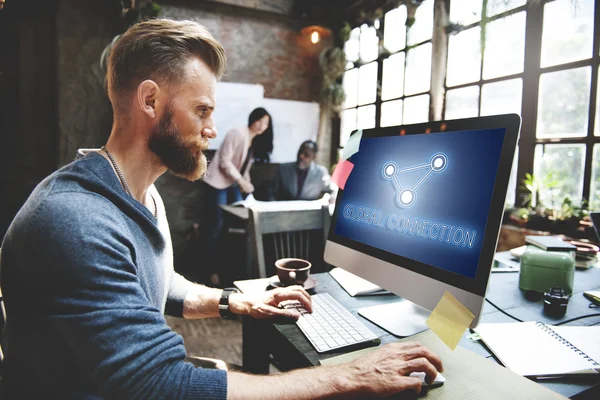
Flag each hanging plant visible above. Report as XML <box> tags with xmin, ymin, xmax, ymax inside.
<box><xmin>338</xmin><ymin>22</ymin><xmax>352</xmax><ymax>45</ymax></box>
<box><xmin>122</xmin><ymin>0</ymin><xmax>161</xmax><ymax>27</ymax></box>
<box><xmin>320</xmin><ymin>84</ymin><xmax>346</xmax><ymax>112</ymax></box>
<box><xmin>367</xmin><ymin>0</ymin><xmax>426</xmax><ymax>27</ymax></box>
<box><xmin>318</xmin><ymin>47</ymin><xmax>348</xmax><ymax>112</ymax></box>
<box><xmin>321</xmin><ymin>1</ymin><xmax>428</xmax><ymax>113</ymax></box>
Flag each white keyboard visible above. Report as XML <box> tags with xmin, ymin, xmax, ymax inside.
<box><xmin>285</xmin><ymin>293</ymin><xmax>380</xmax><ymax>353</ymax></box>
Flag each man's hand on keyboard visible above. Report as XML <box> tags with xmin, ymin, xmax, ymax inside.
<box><xmin>345</xmin><ymin>341</ymin><xmax>444</xmax><ymax>396</ymax></box>
<box><xmin>229</xmin><ymin>285</ymin><xmax>312</xmax><ymax>320</ymax></box>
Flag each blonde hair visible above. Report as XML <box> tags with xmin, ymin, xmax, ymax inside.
<box><xmin>107</xmin><ymin>19</ymin><xmax>226</xmax><ymax>111</ymax></box>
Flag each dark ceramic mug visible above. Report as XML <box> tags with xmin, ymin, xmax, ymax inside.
<box><xmin>275</xmin><ymin>258</ymin><xmax>311</xmax><ymax>286</ymax></box>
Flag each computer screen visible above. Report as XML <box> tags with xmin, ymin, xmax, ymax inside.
<box><xmin>336</xmin><ymin>127</ymin><xmax>503</xmax><ymax>279</ymax></box>
<box><xmin>325</xmin><ymin>115</ymin><xmax>521</xmax><ymax>328</ymax></box>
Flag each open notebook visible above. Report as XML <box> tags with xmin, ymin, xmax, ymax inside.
<box><xmin>474</xmin><ymin>322</ymin><xmax>600</xmax><ymax>378</ymax></box>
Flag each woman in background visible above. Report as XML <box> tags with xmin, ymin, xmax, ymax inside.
<box><xmin>249</xmin><ymin>110</ymin><xmax>274</xmax><ymax>164</ymax></box>
<box><xmin>203</xmin><ymin>107</ymin><xmax>273</xmax><ymax>284</ymax></box>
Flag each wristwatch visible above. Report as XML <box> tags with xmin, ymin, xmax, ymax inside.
<box><xmin>219</xmin><ymin>288</ymin><xmax>240</xmax><ymax>319</ymax></box>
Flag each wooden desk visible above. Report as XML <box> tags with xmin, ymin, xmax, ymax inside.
<box><xmin>237</xmin><ymin>268</ymin><xmax>600</xmax><ymax>399</ymax></box>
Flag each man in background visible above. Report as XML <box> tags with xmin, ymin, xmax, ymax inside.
<box><xmin>271</xmin><ymin>140</ymin><xmax>333</xmax><ymax>201</ymax></box>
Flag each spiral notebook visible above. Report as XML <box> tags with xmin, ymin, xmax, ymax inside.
<box><xmin>474</xmin><ymin>322</ymin><xmax>600</xmax><ymax>378</ymax></box>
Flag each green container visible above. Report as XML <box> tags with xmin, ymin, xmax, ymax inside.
<box><xmin>519</xmin><ymin>246</ymin><xmax>575</xmax><ymax>294</ymax></box>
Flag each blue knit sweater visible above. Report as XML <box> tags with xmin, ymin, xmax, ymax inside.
<box><xmin>0</xmin><ymin>151</ymin><xmax>227</xmax><ymax>399</ymax></box>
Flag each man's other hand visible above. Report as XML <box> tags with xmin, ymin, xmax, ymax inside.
<box><xmin>342</xmin><ymin>341</ymin><xmax>444</xmax><ymax>396</ymax></box>
<box><xmin>229</xmin><ymin>286</ymin><xmax>312</xmax><ymax>320</ymax></box>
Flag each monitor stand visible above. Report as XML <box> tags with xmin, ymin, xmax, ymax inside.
<box><xmin>358</xmin><ymin>300</ymin><xmax>430</xmax><ymax>337</ymax></box>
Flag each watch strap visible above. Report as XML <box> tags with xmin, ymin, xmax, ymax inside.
<box><xmin>219</xmin><ymin>288</ymin><xmax>240</xmax><ymax>319</ymax></box>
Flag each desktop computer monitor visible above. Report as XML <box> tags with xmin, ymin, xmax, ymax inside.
<box><xmin>589</xmin><ymin>212</ymin><xmax>600</xmax><ymax>242</ymax></box>
<box><xmin>324</xmin><ymin>114</ymin><xmax>521</xmax><ymax>336</ymax></box>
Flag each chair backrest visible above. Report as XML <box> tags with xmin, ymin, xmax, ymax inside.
<box><xmin>0</xmin><ymin>285</ymin><xmax>4</xmax><ymax>366</ymax></box>
<box><xmin>0</xmin><ymin>248</ymin><xmax>4</xmax><ymax>365</ymax></box>
<box><xmin>249</xmin><ymin>205</ymin><xmax>331</xmax><ymax>278</ymax></box>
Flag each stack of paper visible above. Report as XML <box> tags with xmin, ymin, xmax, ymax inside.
<box><xmin>329</xmin><ymin>267</ymin><xmax>391</xmax><ymax>297</ymax></box>
<box><xmin>231</xmin><ymin>194</ymin><xmax>327</xmax><ymax>212</ymax></box>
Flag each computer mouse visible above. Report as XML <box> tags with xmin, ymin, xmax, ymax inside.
<box><xmin>409</xmin><ymin>371</ymin><xmax>446</xmax><ymax>388</ymax></box>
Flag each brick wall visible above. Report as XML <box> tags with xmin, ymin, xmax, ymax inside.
<box><xmin>161</xmin><ymin>4</ymin><xmax>322</xmax><ymax>101</ymax></box>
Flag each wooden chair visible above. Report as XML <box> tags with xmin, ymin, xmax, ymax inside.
<box><xmin>0</xmin><ymin>286</ymin><xmax>4</xmax><ymax>367</ymax></box>
<box><xmin>248</xmin><ymin>205</ymin><xmax>331</xmax><ymax>278</ymax></box>
<box><xmin>1</xmin><ymin>248</ymin><xmax>5</xmax><ymax>371</ymax></box>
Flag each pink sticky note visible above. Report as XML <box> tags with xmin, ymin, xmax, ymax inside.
<box><xmin>331</xmin><ymin>160</ymin><xmax>354</xmax><ymax>190</ymax></box>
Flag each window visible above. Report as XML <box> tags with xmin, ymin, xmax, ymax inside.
<box><xmin>340</xmin><ymin>26</ymin><xmax>380</xmax><ymax>149</ymax></box>
<box><xmin>445</xmin><ymin>86</ymin><xmax>479</xmax><ymax>120</ymax></box>
<box><xmin>381</xmin><ymin>52</ymin><xmax>405</xmax><ymax>101</ymax></box>
<box><xmin>534</xmin><ymin>144</ymin><xmax>585</xmax><ymax>208</ymax></box>
<box><xmin>407</xmin><ymin>0</ymin><xmax>434</xmax><ymax>46</ymax></box>
<box><xmin>483</xmin><ymin>12</ymin><xmax>526</xmax><ymax>79</ymax></box>
<box><xmin>532</xmin><ymin>0</ymin><xmax>598</xmax><ymax>209</ymax></box>
<box><xmin>382</xmin><ymin>1</ymin><xmax>434</xmax><ymax>127</ymax></box>
<box><xmin>480</xmin><ymin>79</ymin><xmax>522</xmax><ymax>116</ymax></box>
<box><xmin>445</xmin><ymin>1</ymin><xmax>526</xmax><ymax>206</ymax></box>
<box><xmin>339</xmin><ymin>0</ymin><xmax>599</xmax><ymax>210</ymax></box>
<box><xmin>446</xmin><ymin>27</ymin><xmax>481</xmax><ymax>87</ymax></box>
<box><xmin>540</xmin><ymin>0</ymin><xmax>594</xmax><ymax>68</ymax></box>
<box><xmin>537</xmin><ymin>67</ymin><xmax>591</xmax><ymax>138</ymax></box>
<box><xmin>340</xmin><ymin>0</ymin><xmax>435</xmax><ymax>151</ymax></box>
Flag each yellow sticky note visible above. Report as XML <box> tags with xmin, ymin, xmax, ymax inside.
<box><xmin>426</xmin><ymin>291</ymin><xmax>475</xmax><ymax>350</ymax></box>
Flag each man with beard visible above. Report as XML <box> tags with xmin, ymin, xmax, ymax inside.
<box><xmin>0</xmin><ymin>19</ymin><xmax>443</xmax><ymax>399</ymax></box>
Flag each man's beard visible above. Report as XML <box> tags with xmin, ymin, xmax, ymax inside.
<box><xmin>148</xmin><ymin>107</ymin><xmax>207</xmax><ymax>181</ymax></box>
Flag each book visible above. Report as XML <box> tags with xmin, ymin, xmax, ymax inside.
<box><xmin>474</xmin><ymin>322</ymin><xmax>600</xmax><ymax>378</ymax></box>
<box><xmin>492</xmin><ymin>251</ymin><xmax>520</xmax><ymax>273</ymax></box>
<box><xmin>525</xmin><ymin>236</ymin><xmax>577</xmax><ymax>252</ymax></box>
<box><xmin>575</xmin><ymin>256</ymin><xmax>598</xmax><ymax>270</ymax></box>
<box><xmin>509</xmin><ymin>245</ymin><xmax>527</xmax><ymax>258</ymax></box>
<box><xmin>329</xmin><ymin>267</ymin><xmax>391</xmax><ymax>296</ymax></box>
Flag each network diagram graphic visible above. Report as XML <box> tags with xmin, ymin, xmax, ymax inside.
<box><xmin>382</xmin><ymin>153</ymin><xmax>448</xmax><ymax>208</ymax></box>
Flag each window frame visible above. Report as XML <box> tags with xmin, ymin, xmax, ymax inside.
<box><xmin>443</xmin><ymin>2</ymin><xmax>528</xmax><ymax>207</ymax></box>
<box><xmin>337</xmin><ymin>0</ymin><xmax>600</xmax><ymax>209</ymax></box>
<box><xmin>338</xmin><ymin>2</ymin><xmax>435</xmax><ymax>155</ymax></box>
<box><xmin>517</xmin><ymin>0</ymin><xmax>600</xmax><ymax>207</ymax></box>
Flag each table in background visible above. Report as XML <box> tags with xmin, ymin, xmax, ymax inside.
<box><xmin>237</xmin><ymin>268</ymin><xmax>600</xmax><ymax>399</ymax></box>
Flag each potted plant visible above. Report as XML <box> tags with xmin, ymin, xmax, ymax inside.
<box><xmin>505</xmin><ymin>173</ymin><xmax>592</xmax><ymax>240</ymax></box>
